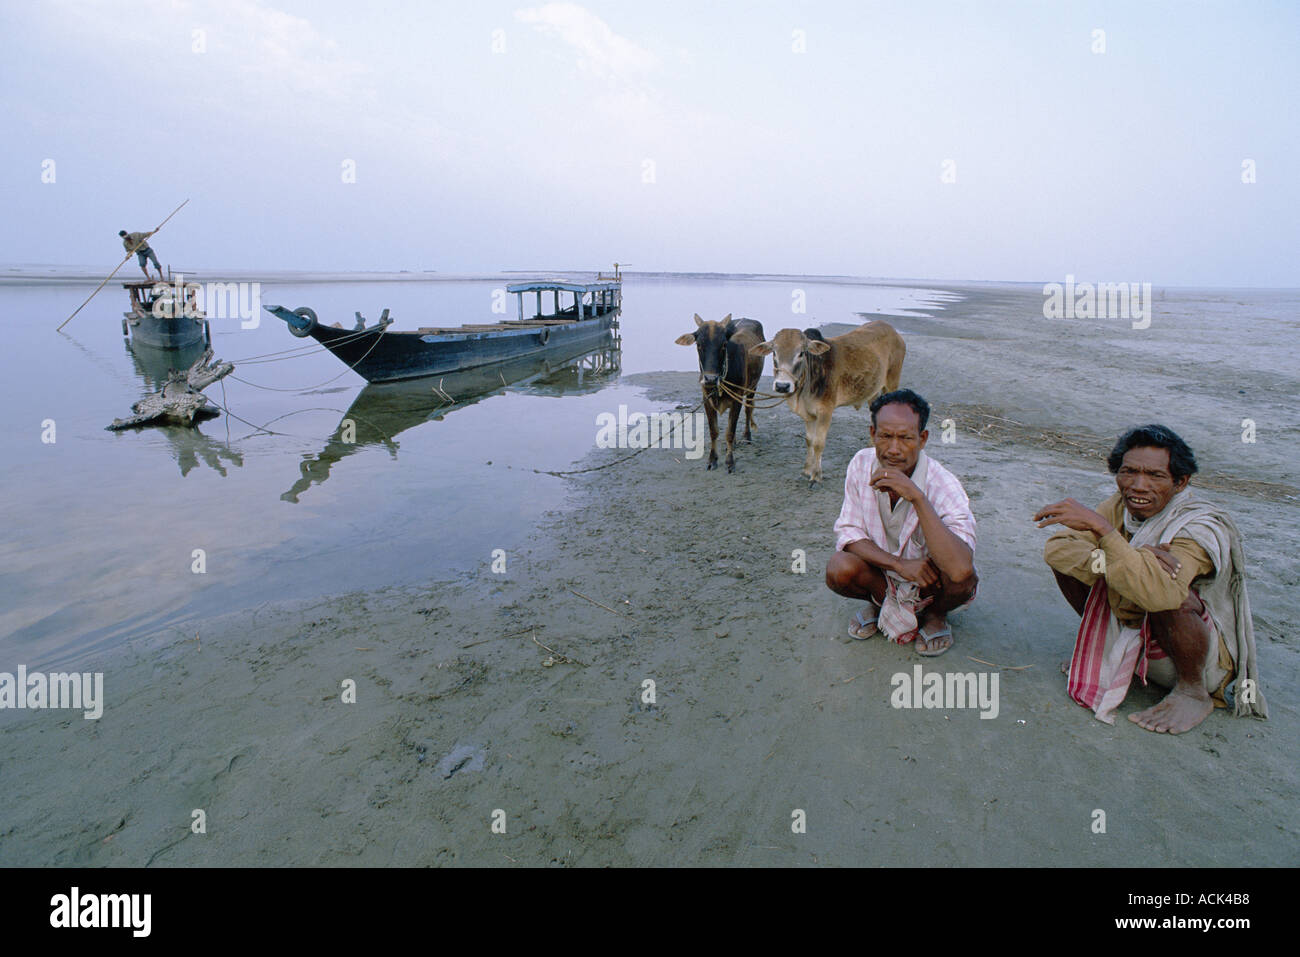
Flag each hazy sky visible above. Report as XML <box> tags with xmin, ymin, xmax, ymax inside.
<box><xmin>3</xmin><ymin>0</ymin><xmax>1296</xmax><ymax>283</ymax></box>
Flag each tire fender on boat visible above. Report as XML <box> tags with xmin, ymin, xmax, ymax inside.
<box><xmin>290</xmin><ymin>306</ymin><xmax>318</xmax><ymax>338</ymax></box>
<box><xmin>538</xmin><ymin>327</ymin><xmax>550</xmax><ymax>345</ymax></box>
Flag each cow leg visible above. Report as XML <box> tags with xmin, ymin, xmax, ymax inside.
<box><xmin>725</xmin><ymin>400</ymin><xmax>741</xmax><ymax>473</ymax></box>
<box><xmin>799</xmin><ymin>414</ymin><xmax>817</xmax><ymax>479</ymax></box>
<box><xmin>808</xmin><ymin>410</ymin><xmax>832</xmax><ymax>486</ymax></box>
<box><xmin>886</xmin><ymin>346</ymin><xmax>904</xmax><ymax>392</ymax></box>
<box><xmin>704</xmin><ymin>395</ymin><xmax>720</xmax><ymax>470</ymax></box>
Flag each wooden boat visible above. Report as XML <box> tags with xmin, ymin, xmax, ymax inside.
<box><xmin>121</xmin><ymin>278</ymin><xmax>210</xmax><ymax>350</ymax></box>
<box><xmin>263</xmin><ymin>275</ymin><xmax>621</xmax><ymax>384</ymax></box>
<box><xmin>121</xmin><ymin>278</ymin><xmax>208</xmax><ymax>348</ymax></box>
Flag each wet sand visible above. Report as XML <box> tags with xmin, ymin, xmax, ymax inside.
<box><xmin>3</xmin><ymin>282</ymin><xmax>1297</xmax><ymax>866</ymax></box>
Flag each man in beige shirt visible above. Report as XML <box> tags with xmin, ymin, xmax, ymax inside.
<box><xmin>119</xmin><ymin>229</ymin><xmax>163</xmax><ymax>281</ymax></box>
<box><xmin>1034</xmin><ymin>424</ymin><xmax>1266</xmax><ymax>733</ymax></box>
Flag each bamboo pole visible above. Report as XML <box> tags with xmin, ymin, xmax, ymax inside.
<box><xmin>56</xmin><ymin>198</ymin><xmax>190</xmax><ymax>331</ymax></box>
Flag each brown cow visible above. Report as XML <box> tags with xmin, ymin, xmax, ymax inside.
<box><xmin>753</xmin><ymin>321</ymin><xmax>905</xmax><ymax>486</ymax></box>
<box><xmin>675</xmin><ymin>313</ymin><xmax>766</xmax><ymax>473</ymax></box>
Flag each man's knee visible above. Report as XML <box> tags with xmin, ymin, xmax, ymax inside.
<box><xmin>940</xmin><ymin>566</ymin><xmax>977</xmax><ymax>604</ymax></box>
<box><xmin>825</xmin><ymin>550</ymin><xmax>858</xmax><ymax>592</ymax></box>
<box><xmin>1051</xmin><ymin>568</ymin><xmax>1091</xmax><ymax>599</ymax></box>
<box><xmin>826</xmin><ymin>550</ymin><xmax>881</xmax><ymax>595</ymax></box>
<box><xmin>1149</xmin><ymin>589</ymin><xmax>1207</xmax><ymax>627</ymax></box>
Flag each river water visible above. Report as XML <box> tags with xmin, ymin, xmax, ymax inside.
<box><xmin>0</xmin><ymin>273</ymin><xmax>956</xmax><ymax>669</ymax></box>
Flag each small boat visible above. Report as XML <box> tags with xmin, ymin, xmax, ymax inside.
<box><xmin>263</xmin><ymin>273</ymin><xmax>622</xmax><ymax>384</ymax></box>
<box><xmin>121</xmin><ymin>278</ymin><xmax>210</xmax><ymax>350</ymax></box>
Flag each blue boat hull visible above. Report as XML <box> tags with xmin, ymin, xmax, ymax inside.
<box><xmin>124</xmin><ymin>310</ymin><xmax>209</xmax><ymax>350</ymax></box>
<box><xmin>270</xmin><ymin>308</ymin><xmax>619</xmax><ymax>384</ymax></box>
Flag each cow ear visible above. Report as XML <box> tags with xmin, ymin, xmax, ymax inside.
<box><xmin>675</xmin><ymin>332</ymin><xmax>697</xmax><ymax>346</ymax></box>
<box><xmin>806</xmin><ymin>339</ymin><xmax>831</xmax><ymax>355</ymax></box>
<box><xmin>693</xmin><ymin>314</ymin><xmax>704</xmax><ymax>327</ymax></box>
<box><xmin>752</xmin><ymin>341</ymin><xmax>774</xmax><ymax>356</ymax></box>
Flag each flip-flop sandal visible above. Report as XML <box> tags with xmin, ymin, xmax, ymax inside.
<box><xmin>915</xmin><ymin>623</ymin><xmax>954</xmax><ymax>657</ymax></box>
<box><xmin>848</xmin><ymin>603</ymin><xmax>881</xmax><ymax>640</ymax></box>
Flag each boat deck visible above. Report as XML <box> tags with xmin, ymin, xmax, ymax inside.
<box><xmin>415</xmin><ymin>317</ymin><xmax>584</xmax><ymax>335</ymax></box>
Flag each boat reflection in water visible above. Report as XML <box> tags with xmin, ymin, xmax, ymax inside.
<box><xmin>126</xmin><ymin>338</ymin><xmax>207</xmax><ymax>391</ymax></box>
<box><xmin>281</xmin><ymin>334</ymin><xmax>621</xmax><ymax>502</ymax></box>
<box><xmin>121</xmin><ymin>338</ymin><xmax>245</xmax><ymax>477</ymax></box>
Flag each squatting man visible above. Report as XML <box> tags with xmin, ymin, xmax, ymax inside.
<box><xmin>825</xmin><ymin>389</ymin><xmax>978</xmax><ymax>657</ymax></box>
<box><xmin>1035</xmin><ymin>424</ymin><xmax>1267</xmax><ymax>733</ymax></box>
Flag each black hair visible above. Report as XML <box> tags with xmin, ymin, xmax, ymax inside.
<box><xmin>118</xmin><ymin>230</ymin><xmax>127</xmax><ymax>236</ymax></box>
<box><xmin>870</xmin><ymin>388</ymin><xmax>930</xmax><ymax>433</ymax></box>
<box><xmin>1107</xmin><ymin>424</ymin><xmax>1198</xmax><ymax>480</ymax></box>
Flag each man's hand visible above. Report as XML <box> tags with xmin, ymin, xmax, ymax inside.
<box><xmin>894</xmin><ymin>557</ymin><xmax>940</xmax><ymax>588</ymax></box>
<box><xmin>1033</xmin><ymin>498</ymin><xmax>1115</xmax><ymax>537</ymax></box>
<box><xmin>870</xmin><ymin>466</ymin><xmax>922</xmax><ymax>504</ymax></box>
<box><xmin>1141</xmin><ymin>544</ymin><xmax>1181</xmax><ymax>580</ymax></box>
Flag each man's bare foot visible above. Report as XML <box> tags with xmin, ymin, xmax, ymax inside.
<box><xmin>1128</xmin><ymin>684</ymin><xmax>1213</xmax><ymax>734</ymax></box>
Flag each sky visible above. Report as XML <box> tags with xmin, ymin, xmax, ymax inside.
<box><xmin>2</xmin><ymin>0</ymin><xmax>1296</xmax><ymax>284</ymax></box>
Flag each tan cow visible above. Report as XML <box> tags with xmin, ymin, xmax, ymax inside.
<box><xmin>753</xmin><ymin>321</ymin><xmax>905</xmax><ymax>486</ymax></box>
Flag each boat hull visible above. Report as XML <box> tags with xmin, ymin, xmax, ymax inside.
<box><xmin>302</xmin><ymin>314</ymin><xmax>618</xmax><ymax>384</ymax></box>
<box><xmin>125</xmin><ymin>310</ymin><xmax>209</xmax><ymax>350</ymax></box>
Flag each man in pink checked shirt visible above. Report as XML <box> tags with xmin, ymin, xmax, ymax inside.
<box><xmin>825</xmin><ymin>389</ymin><xmax>978</xmax><ymax>656</ymax></box>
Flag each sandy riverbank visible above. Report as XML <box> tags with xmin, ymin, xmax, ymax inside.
<box><xmin>2</xmin><ymin>282</ymin><xmax>1296</xmax><ymax>866</ymax></box>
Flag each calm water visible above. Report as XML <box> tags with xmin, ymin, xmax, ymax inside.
<box><xmin>0</xmin><ymin>274</ymin><xmax>954</xmax><ymax>669</ymax></box>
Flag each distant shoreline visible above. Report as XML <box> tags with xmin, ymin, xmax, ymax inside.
<box><xmin>0</xmin><ymin>265</ymin><xmax>1028</xmax><ymax>286</ymax></box>
<box><xmin>3</xmin><ymin>266</ymin><xmax>1293</xmax><ymax>291</ymax></box>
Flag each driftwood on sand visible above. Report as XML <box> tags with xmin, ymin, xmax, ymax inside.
<box><xmin>106</xmin><ymin>349</ymin><xmax>234</xmax><ymax>430</ymax></box>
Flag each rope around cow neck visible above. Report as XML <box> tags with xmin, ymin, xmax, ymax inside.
<box><xmin>717</xmin><ymin>377</ymin><xmax>791</xmax><ymax>407</ymax></box>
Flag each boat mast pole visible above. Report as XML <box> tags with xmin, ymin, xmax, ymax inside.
<box><xmin>56</xmin><ymin>198</ymin><xmax>190</xmax><ymax>332</ymax></box>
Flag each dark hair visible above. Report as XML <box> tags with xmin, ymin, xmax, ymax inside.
<box><xmin>870</xmin><ymin>388</ymin><xmax>930</xmax><ymax>433</ymax></box>
<box><xmin>118</xmin><ymin>230</ymin><xmax>127</xmax><ymax>236</ymax></box>
<box><xmin>1107</xmin><ymin>424</ymin><xmax>1198</xmax><ymax>480</ymax></box>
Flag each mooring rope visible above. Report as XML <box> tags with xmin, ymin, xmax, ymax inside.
<box><xmin>533</xmin><ymin>400</ymin><xmax>705</xmax><ymax>477</ymax></box>
<box><xmin>229</xmin><ymin>322</ymin><xmax>391</xmax><ymax>392</ymax></box>
<box><xmin>204</xmin><ymin>387</ymin><xmax>350</xmax><ymax>440</ymax></box>
<box><xmin>226</xmin><ymin>324</ymin><xmax>377</xmax><ymax>364</ymax></box>
<box><xmin>535</xmin><ymin>367</ymin><xmax>789</xmax><ymax>478</ymax></box>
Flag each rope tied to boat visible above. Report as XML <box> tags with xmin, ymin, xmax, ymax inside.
<box><xmin>229</xmin><ymin>321</ymin><xmax>392</xmax><ymax>393</ymax></box>
<box><xmin>225</xmin><ymin>324</ymin><xmax>379</xmax><ymax>365</ymax></box>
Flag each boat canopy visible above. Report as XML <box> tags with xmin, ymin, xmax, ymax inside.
<box><xmin>507</xmin><ymin>277</ymin><xmax>622</xmax><ymax>322</ymax></box>
<box><xmin>505</xmin><ymin>279</ymin><xmax>621</xmax><ymax>294</ymax></box>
